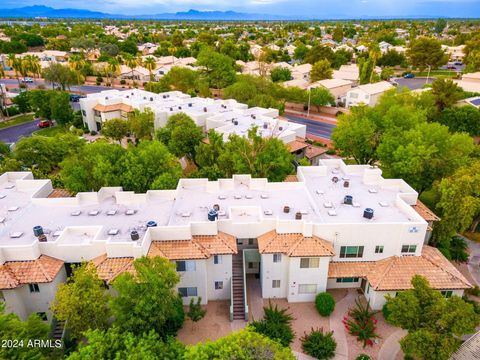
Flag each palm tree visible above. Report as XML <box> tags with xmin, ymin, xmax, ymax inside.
<box><xmin>23</xmin><ymin>55</ymin><xmax>41</xmax><ymax>82</ymax></box>
<box><xmin>124</xmin><ymin>53</ymin><xmax>141</xmax><ymax>82</ymax></box>
<box><xmin>143</xmin><ymin>56</ymin><xmax>156</xmax><ymax>81</ymax></box>
<box><xmin>105</xmin><ymin>58</ymin><xmax>120</xmax><ymax>86</ymax></box>
<box><xmin>68</xmin><ymin>54</ymin><xmax>86</xmax><ymax>85</ymax></box>
<box><xmin>6</xmin><ymin>54</ymin><xmax>21</xmax><ymax>86</ymax></box>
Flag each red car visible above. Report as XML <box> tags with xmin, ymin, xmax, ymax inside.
<box><xmin>37</xmin><ymin>120</ymin><xmax>54</xmax><ymax>128</ymax></box>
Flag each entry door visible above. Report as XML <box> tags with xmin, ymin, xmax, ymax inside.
<box><xmin>360</xmin><ymin>278</ymin><xmax>367</xmax><ymax>293</ymax></box>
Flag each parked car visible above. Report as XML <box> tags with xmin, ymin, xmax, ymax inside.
<box><xmin>70</xmin><ymin>94</ymin><xmax>81</xmax><ymax>102</ymax></box>
<box><xmin>21</xmin><ymin>77</ymin><xmax>33</xmax><ymax>83</ymax></box>
<box><xmin>454</xmin><ymin>62</ymin><xmax>463</xmax><ymax>66</ymax></box>
<box><xmin>37</xmin><ymin>120</ymin><xmax>54</xmax><ymax>129</ymax></box>
<box><xmin>447</xmin><ymin>65</ymin><xmax>456</xmax><ymax>70</ymax></box>
<box><xmin>403</xmin><ymin>73</ymin><xmax>415</xmax><ymax>79</ymax></box>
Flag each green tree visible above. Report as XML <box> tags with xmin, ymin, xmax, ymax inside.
<box><xmin>184</xmin><ymin>328</ymin><xmax>295</xmax><ymax>359</ymax></box>
<box><xmin>377</xmin><ymin>49</ymin><xmax>407</xmax><ymax>67</ymax></box>
<box><xmin>384</xmin><ymin>275</ymin><xmax>479</xmax><ymax>360</ymax></box>
<box><xmin>60</xmin><ymin>141</ymin><xmax>125</xmax><ymax>192</ymax></box>
<box><xmin>301</xmin><ymin>328</ymin><xmax>336</xmax><ymax>360</ymax></box>
<box><xmin>110</xmin><ymin>256</ymin><xmax>184</xmax><ymax>337</ymax></box>
<box><xmin>251</xmin><ymin>302</ymin><xmax>295</xmax><ymax>347</ymax></box>
<box><xmin>431</xmin><ymin>78</ymin><xmax>463</xmax><ymax>112</ymax></box>
<box><xmin>358</xmin><ymin>57</ymin><xmax>374</xmax><ymax>85</ymax></box>
<box><xmin>120</xmin><ymin>141</ymin><xmax>182</xmax><ymax>192</ymax></box>
<box><xmin>310</xmin><ymin>60</ymin><xmax>333</xmax><ymax>82</ymax></box>
<box><xmin>128</xmin><ymin>108</ymin><xmax>154</xmax><ymax>141</ymax></box>
<box><xmin>11</xmin><ymin>91</ymin><xmax>31</xmax><ymax>113</ymax></box>
<box><xmin>187</xmin><ymin>297</ymin><xmax>207</xmax><ymax>323</ymax></box>
<box><xmin>42</xmin><ymin>62</ymin><xmax>80</xmax><ymax>90</ymax></box>
<box><xmin>270</xmin><ymin>67</ymin><xmax>292</xmax><ymax>82</ymax></box>
<box><xmin>293</xmin><ymin>44</ymin><xmax>309</xmax><ymax>61</ymax></box>
<box><xmin>332</xmin><ymin>49</ymin><xmax>353</xmax><ymax>69</ymax></box>
<box><xmin>377</xmin><ymin>121</ymin><xmax>474</xmax><ymax>193</ymax></box>
<box><xmin>67</xmin><ymin>328</ymin><xmax>185</xmax><ymax>360</ymax></box>
<box><xmin>28</xmin><ymin>89</ymin><xmax>54</xmax><ymax>119</ymax></box>
<box><xmin>435</xmin><ymin>18</ymin><xmax>447</xmax><ymax>34</ymax></box>
<box><xmin>465</xmin><ymin>49</ymin><xmax>480</xmax><ymax>73</ymax></box>
<box><xmin>332</xmin><ymin>24</ymin><xmax>344</xmax><ymax>43</ymax></box>
<box><xmin>196</xmin><ymin>48</ymin><xmax>236</xmax><ymax>89</ymax></box>
<box><xmin>407</xmin><ymin>37</ymin><xmax>448</xmax><ymax>71</ymax></box>
<box><xmin>51</xmin><ymin>91</ymin><xmax>74</xmax><ymax>125</ymax></box>
<box><xmin>310</xmin><ymin>87</ymin><xmax>335</xmax><ymax>111</ymax></box>
<box><xmin>315</xmin><ymin>292</ymin><xmax>336</xmax><ymax>316</ymax></box>
<box><xmin>160</xmin><ymin>66</ymin><xmax>210</xmax><ymax>96</ymax></box>
<box><xmin>101</xmin><ymin>118</ymin><xmax>130</xmax><ymax>143</ymax></box>
<box><xmin>155</xmin><ymin>112</ymin><xmax>203</xmax><ymax>160</ymax></box>
<box><xmin>304</xmin><ymin>45</ymin><xmax>335</xmax><ymax>65</ymax></box>
<box><xmin>437</xmin><ymin>106</ymin><xmax>480</xmax><ymax>137</ymax></box>
<box><xmin>51</xmin><ymin>263</ymin><xmax>110</xmax><ymax>340</ymax></box>
<box><xmin>0</xmin><ymin>303</ymin><xmax>53</xmax><ymax>360</ymax></box>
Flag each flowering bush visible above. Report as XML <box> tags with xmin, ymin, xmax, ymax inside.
<box><xmin>343</xmin><ymin>298</ymin><xmax>379</xmax><ymax>348</ymax></box>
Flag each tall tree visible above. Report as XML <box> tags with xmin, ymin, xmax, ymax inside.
<box><xmin>50</xmin><ymin>91</ymin><xmax>74</xmax><ymax>125</ymax></box>
<box><xmin>196</xmin><ymin>48</ymin><xmax>236</xmax><ymax>89</ymax></box>
<box><xmin>309</xmin><ymin>87</ymin><xmax>335</xmax><ymax>111</ymax></box>
<box><xmin>101</xmin><ymin>118</ymin><xmax>130</xmax><ymax>143</ymax></box>
<box><xmin>437</xmin><ymin>106</ymin><xmax>480</xmax><ymax>137</ymax></box>
<box><xmin>384</xmin><ymin>276</ymin><xmax>479</xmax><ymax>360</ymax></box>
<box><xmin>128</xmin><ymin>108</ymin><xmax>154</xmax><ymax>141</ymax></box>
<box><xmin>304</xmin><ymin>45</ymin><xmax>335</xmax><ymax>65</ymax></box>
<box><xmin>143</xmin><ymin>56</ymin><xmax>156</xmax><ymax>81</ymax></box>
<box><xmin>51</xmin><ymin>263</ymin><xmax>110</xmax><ymax>340</ymax></box>
<box><xmin>310</xmin><ymin>60</ymin><xmax>333</xmax><ymax>82</ymax></box>
<box><xmin>431</xmin><ymin>78</ymin><xmax>463</xmax><ymax>112</ymax></box>
<box><xmin>407</xmin><ymin>37</ymin><xmax>448</xmax><ymax>71</ymax></box>
<box><xmin>110</xmin><ymin>256</ymin><xmax>185</xmax><ymax>337</ymax></box>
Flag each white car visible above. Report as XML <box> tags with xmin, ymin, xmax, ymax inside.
<box><xmin>21</xmin><ymin>77</ymin><xmax>33</xmax><ymax>83</ymax></box>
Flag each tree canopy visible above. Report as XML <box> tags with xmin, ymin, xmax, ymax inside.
<box><xmin>407</xmin><ymin>37</ymin><xmax>448</xmax><ymax>71</ymax></box>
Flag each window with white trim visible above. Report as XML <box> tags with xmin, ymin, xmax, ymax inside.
<box><xmin>401</xmin><ymin>245</ymin><xmax>417</xmax><ymax>254</ymax></box>
<box><xmin>214</xmin><ymin>255</ymin><xmax>222</xmax><ymax>264</ymax></box>
<box><xmin>340</xmin><ymin>246</ymin><xmax>364</xmax><ymax>258</ymax></box>
<box><xmin>272</xmin><ymin>280</ymin><xmax>281</xmax><ymax>288</ymax></box>
<box><xmin>176</xmin><ymin>260</ymin><xmax>196</xmax><ymax>272</ymax></box>
<box><xmin>375</xmin><ymin>245</ymin><xmax>384</xmax><ymax>254</ymax></box>
<box><xmin>273</xmin><ymin>253</ymin><xmax>282</xmax><ymax>263</ymax></box>
<box><xmin>336</xmin><ymin>277</ymin><xmax>359</xmax><ymax>283</ymax></box>
<box><xmin>441</xmin><ymin>290</ymin><xmax>453</xmax><ymax>298</ymax></box>
<box><xmin>215</xmin><ymin>281</ymin><xmax>223</xmax><ymax>290</ymax></box>
<box><xmin>298</xmin><ymin>284</ymin><xmax>317</xmax><ymax>294</ymax></box>
<box><xmin>29</xmin><ymin>283</ymin><xmax>40</xmax><ymax>293</ymax></box>
<box><xmin>300</xmin><ymin>257</ymin><xmax>320</xmax><ymax>268</ymax></box>
<box><xmin>178</xmin><ymin>287</ymin><xmax>198</xmax><ymax>297</ymax></box>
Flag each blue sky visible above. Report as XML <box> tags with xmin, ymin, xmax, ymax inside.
<box><xmin>2</xmin><ymin>0</ymin><xmax>480</xmax><ymax>18</ymax></box>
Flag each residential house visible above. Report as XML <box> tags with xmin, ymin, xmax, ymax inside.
<box><xmin>345</xmin><ymin>81</ymin><xmax>394</xmax><ymax>108</ymax></box>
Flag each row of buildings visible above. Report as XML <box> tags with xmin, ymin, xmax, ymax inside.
<box><xmin>0</xmin><ymin>159</ymin><xmax>470</xmax><ymax>323</ymax></box>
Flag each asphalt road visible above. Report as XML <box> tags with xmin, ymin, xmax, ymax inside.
<box><xmin>284</xmin><ymin>114</ymin><xmax>336</xmax><ymax>139</ymax></box>
<box><xmin>0</xmin><ymin>78</ymin><xmax>112</xmax><ymax>94</ymax></box>
<box><xmin>393</xmin><ymin>77</ymin><xmax>435</xmax><ymax>90</ymax></box>
<box><xmin>0</xmin><ymin>120</ymin><xmax>38</xmax><ymax>143</ymax></box>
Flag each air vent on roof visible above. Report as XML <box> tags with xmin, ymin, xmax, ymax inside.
<box><xmin>344</xmin><ymin>195</ymin><xmax>353</xmax><ymax>205</ymax></box>
<box><xmin>10</xmin><ymin>232</ymin><xmax>23</xmax><ymax>238</ymax></box>
<box><xmin>279</xmin><ymin>126</ymin><xmax>283</xmax><ymax>131</ymax></box>
<box><xmin>108</xmin><ymin>228</ymin><xmax>119</xmax><ymax>236</ymax></box>
<box><xmin>0</xmin><ymin>194</ymin><xmax>6</xmax><ymax>199</ymax></box>
<box><xmin>323</xmin><ymin>202</ymin><xmax>333</xmax><ymax>208</ymax></box>
<box><xmin>150</xmin><ymin>97</ymin><xmax>154</xmax><ymax>101</ymax></box>
<box><xmin>379</xmin><ymin>201</ymin><xmax>389</xmax><ymax>207</ymax></box>
<box><xmin>188</xmin><ymin>103</ymin><xmax>192</xmax><ymax>107</ymax></box>
<box><xmin>363</xmin><ymin>208</ymin><xmax>374</xmax><ymax>219</ymax></box>
<box><xmin>251</xmin><ymin>114</ymin><xmax>256</xmax><ymax>119</ymax></box>
<box><xmin>107</xmin><ymin>210</ymin><xmax>117</xmax><ymax>216</ymax></box>
<box><xmin>234</xmin><ymin>120</ymin><xmax>239</xmax><ymax>125</ymax></box>
<box><xmin>409</xmin><ymin>227</ymin><xmax>419</xmax><ymax>233</ymax></box>
<box><xmin>8</xmin><ymin>206</ymin><xmax>18</xmax><ymax>212</ymax></box>
<box><xmin>143</xmin><ymin>97</ymin><xmax>146</xmax><ymax>100</ymax></box>
<box><xmin>261</xmin><ymin>194</ymin><xmax>269</xmax><ymax>199</ymax></box>
<box><xmin>88</xmin><ymin>210</ymin><xmax>100</xmax><ymax>216</ymax></box>
<box><xmin>344</xmin><ymin>181</ymin><xmax>350</xmax><ymax>188</ymax></box>
<box><xmin>178</xmin><ymin>106</ymin><xmax>182</xmax><ymax>110</ymax></box>
<box><xmin>131</xmin><ymin>92</ymin><xmax>134</xmax><ymax>95</ymax></box>
<box><xmin>332</xmin><ymin>177</ymin><xmax>339</xmax><ymax>183</ymax></box>
<box><xmin>0</xmin><ymin>217</ymin><xmax>5</xmax><ymax>224</ymax></box>
<box><xmin>71</xmin><ymin>210</ymin><xmax>81</xmax><ymax>216</ymax></box>
<box><xmin>328</xmin><ymin>210</ymin><xmax>337</xmax><ymax>216</ymax></box>
<box><xmin>203</xmin><ymin>107</ymin><xmax>207</xmax><ymax>112</ymax></box>
<box><xmin>163</xmin><ymin>95</ymin><xmax>167</xmax><ymax>99</ymax></box>
<box><xmin>125</xmin><ymin>209</ymin><xmax>136</xmax><ymax>215</ymax></box>
<box><xmin>368</xmin><ymin>188</ymin><xmax>378</xmax><ymax>194</ymax></box>
<box><xmin>146</xmin><ymin>221</ymin><xmax>157</xmax><ymax>227</ymax></box>
<box><xmin>126</xmin><ymin>95</ymin><xmax>129</xmax><ymax>98</ymax></box>
<box><xmin>263</xmin><ymin>122</ymin><xmax>268</xmax><ymax>129</ymax></box>
<box><xmin>181</xmin><ymin>212</ymin><xmax>191</xmax><ymax>217</ymax></box>
<box><xmin>105</xmin><ymin>97</ymin><xmax>109</xmax><ymax>100</ymax></box>
<box><xmin>208</xmin><ymin>209</ymin><xmax>218</xmax><ymax>221</ymax></box>
<box><xmin>295</xmin><ymin>212</ymin><xmax>302</xmax><ymax>220</ymax></box>
<box><xmin>130</xmin><ymin>230</ymin><xmax>140</xmax><ymax>241</ymax></box>
<box><xmin>234</xmin><ymin>195</ymin><xmax>242</xmax><ymax>199</ymax></box>
<box><xmin>264</xmin><ymin>210</ymin><xmax>273</xmax><ymax>215</ymax></box>
<box><xmin>283</xmin><ymin>206</ymin><xmax>290</xmax><ymax>213</ymax></box>
<box><xmin>245</xmin><ymin>194</ymin><xmax>253</xmax><ymax>199</ymax></box>
<box><xmin>218</xmin><ymin>195</ymin><xmax>227</xmax><ymax>200</ymax></box>
<box><xmin>316</xmin><ymin>190</ymin><xmax>324</xmax><ymax>195</ymax></box>
<box><xmin>213</xmin><ymin>204</ymin><xmax>220</xmax><ymax>211</ymax></box>
<box><xmin>170</xmin><ymin>107</ymin><xmax>173</xmax><ymax>111</ymax></box>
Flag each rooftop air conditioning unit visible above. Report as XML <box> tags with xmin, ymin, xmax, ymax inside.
<box><xmin>125</xmin><ymin>209</ymin><xmax>136</xmax><ymax>215</ymax></box>
<box><xmin>279</xmin><ymin>126</ymin><xmax>283</xmax><ymax>131</ymax></box>
<box><xmin>150</xmin><ymin>97</ymin><xmax>153</xmax><ymax>101</ymax></box>
<box><xmin>344</xmin><ymin>195</ymin><xmax>353</xmax><ymax>205</ymax></box>
<box><xmin>332</xmin><ymin>176</ymin><xmax>339</xmax><ymax>183</ymax></box>
<box><xmin>146</xmin><ymin>221</ymin><xmax>157</xmax><ymax>227</ymax></box>
<box><xmin>283</xmin><ymin>206</ymin><xmax>290</xmax><ymax>213</ymax></box>
<box><xmin>295</xmin><ymin>212</ymin><xmax>302</xmax><ymax>220</ymax></box>
<box><xmin>208</xmin><ymin>210</ymin><xmax>218</xmax><ymax>221</ymax></box>
<box><xmin>130</xmin><ymin>230</ymin><xmax>140</xmax><ymax>241</ymax></box>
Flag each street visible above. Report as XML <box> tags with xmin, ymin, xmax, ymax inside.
<box><xmin>0</xmin><ymin>78</ymin><xmax>112</xmax><ymax>94</ymax></box>
<box><xmin>0</xmin><ymin>120</ymin><xmax>38</xmax><ymax>143</ymax></box>
<box><xmin>284</xmin><ymin>113</ymin><xmax>336</xmax><ymax>139</ymax></box>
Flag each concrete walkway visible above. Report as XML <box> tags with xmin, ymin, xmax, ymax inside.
<box><xmin>330</xmin><ymin>289</ymin><xmax>358</xmax><ymax>360</ymax></box>
<box><xmin>466</xmin><ymin>238</ymin><xmax>480</xmax><ymax>286</ymax></box>
<box><xmin>378</xmin><ymin>329</ymin><xmax>407</xmax><ymax>360</ymax></box>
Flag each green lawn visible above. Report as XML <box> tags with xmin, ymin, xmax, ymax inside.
<box><xmin>0</xmin><ymin>114</ymin><xmax>34</xmax><ymax>129</ymax></box>
<box><xmin>33</xmin><ymin>126</ymin><xmax>67</xmax><ymax>137</ymax></box>
<box><xmin>413</xmin><ymin>70</ymin><xmax>458</xmax><ymax>79</ymax></box>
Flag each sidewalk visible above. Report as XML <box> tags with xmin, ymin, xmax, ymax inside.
<box><xmin>378</xmin><ymin>329</ymin><xmax>407</xmax><ymax>360</ymax></box>
<box><xmin>285</xmin><ymin>109</ymin><xmax>338</xmax><ymax>125</ymax></box>
<box><xmin>330</xmin><ymin>289</ymin><xmax>358</xmax><ymax>360</ymax></box>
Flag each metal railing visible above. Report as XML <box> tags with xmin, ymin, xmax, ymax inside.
<box><xmin>242</xmin><ymin>250</ymin><xmax>249</xmax><ymax>321</ymax></box>
<box><xmin>229</xmin><ymin>275</ymin><xmax>234</xmax><ymax>321</ymax></box>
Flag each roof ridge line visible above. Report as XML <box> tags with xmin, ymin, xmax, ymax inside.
<box><xmin>286</xmin><ymin>234</ymin><xmax>305</xmax><ymax>256</ymax></box>
<box><xmin>369</xmin><ymin>256</ymin><xmax>397</xmax><ymax>290</ymax></box>
<box><xmin>423</xmin><ymin>248</ymin><xmax>471</xmax><ymax>287</ymax></box>
<box><xmin>217</xmin><ymin>232</ymin><xmax>237</xmax><ymax>254</ymax></box>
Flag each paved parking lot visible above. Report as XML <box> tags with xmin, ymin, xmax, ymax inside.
<box><xmin>393</xmin><ymin>77</ymin><xmax>435</xmax><ymax>90</ymax></box>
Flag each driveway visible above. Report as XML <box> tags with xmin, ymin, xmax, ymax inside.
<box><xmin>465</xmin><ymin>237</ymin><xmax>480</xmax><ymax>286</ymax></box>
<box><xmin>0</xmin><ymin>120</ymin><xmax>38</xmax><ymax>143</ymax></box>
<box><xmin>284</xmin><ymin>113</ymin><xmax>336</xmax><ymax>139</ymax></box>
<box><xmin>393</xmin><ymin>77</ymin><xmax>435</xmax><ymax>90</ymax></box>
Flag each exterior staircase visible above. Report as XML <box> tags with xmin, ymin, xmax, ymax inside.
<box><xmin>51</xmin><ymin>319</ymin><xmax>66</xmax><ymax>340</ymax></box>
<box><xmin>232</xmin><ymin>252</ymin><xmax>246</xmax><ymax>320</ymax></box>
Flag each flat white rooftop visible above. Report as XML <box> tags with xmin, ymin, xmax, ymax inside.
<box><xmin>0</xmin><ymin>160</ymin><xmax>425</xmax><ymax>249</ymax></box>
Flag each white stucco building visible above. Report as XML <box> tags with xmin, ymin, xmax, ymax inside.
<box><xmin>79</xmin><ymin>89</ymin><xmax>306</xmax><ymax>144</ymax></box>
<box><xmin>0</xmin><ymin>160</ymin><xmax>469</xmax><ymax>323</ymax></box>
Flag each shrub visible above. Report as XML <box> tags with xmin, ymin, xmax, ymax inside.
<box><xmin>96</xmin><ymin>75</ymin><xmax>103</xmax><ymax>83</ymax></box>
<box><xmin>120</xmin><ymin>79</ymin><xmax>126</xmax><ymax>85</ymax></box>
<box><xmin>187</xmin><ymin>297</ymin><xmax>206</xmax><ymax>322</ymax></box>
<box><xmin>343</xmin><ymin>298</ymin><xmax>379</xmax><ymax>348</ymax></box>
<box><xmin>90</xmin><ymin>130</ymin><xmax>97</xmax><ymax>136</ymax></box>
<box><xmin>382</xmin><ymin>303</ymin><xmax>391</xmax><ymax>322</ymax></box>
<box><xmin>315</xmin><ymin>292</ymin><xmax>336</xmax><ymax>316</ymax></box>
<box><xmin>466</xmin><ymin>285</ymin><xmax>480</xmax><ymax>297</ymax></box>
<box><xmin>356</xmin><ymin>354</ymin><xmax>371</xmax><ymax>360</ymax></box>
<box><xmin>301</xmin><ymin>328</ymin><xmax>336</xmax><ymax>360</ymax></box>
<box><xmin>250</xmin><ymin>302</ymin><xmax>294</xmax><ymax>347</ymax></box>
<box><xmin>3</xmin><ymin>106</ymin><xmax>20</xmax><ymax>117</ymax></box>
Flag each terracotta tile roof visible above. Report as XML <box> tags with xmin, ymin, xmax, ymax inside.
<box><xmin>283</xmin><ymin>175</ymin><xmax>298</xmax><ymax>182</ymax></box>
<box><xmin>0</xmin><ymin>255</ymin><xmax>64</xmax><ymax>290</ymax></box>
<box><xmin>148</xmin><ymin>232</ymin><xmax>237</xmax><ymax>260</ymax></box>
<box><xmin>287</xmin><ymin>139</ymin><xmax>308</xmax><ymax>153</ymax></box>
<box><xmin>328</xmin><ymin>246</ymin><xmax>471</xmax><ymax>291</ymax></box>
<box><xmin>257</xmin><ymin>230</ymin><xmax>334</xmax><ymax>257</ymax></box>
<box><xmin>91</xmin><ymin>255</ymin><xmax>135</xmax><ymax>284</ymax></box>
<box><xmin>305</xmin><ymin>145</ymin><xmax>328</xmax><ymax>159</ymax></box>
<box><xmin>93</xmin><ymin>103</ymin><xmax>134</xmax><ymax>113</ymax></box>
<box><xmin>48</xmin><ymin>189</ymin><xmax>73</xmax><ymax>198</ymax></box>
<box><xmin>412</xmin><ymin>200</ymin><xmax>440</xmax><ymax>222</ymax></box>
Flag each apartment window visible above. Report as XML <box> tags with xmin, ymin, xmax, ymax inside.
<box><xmin>178</xmin><ymin>287</ymin><xmax>198</xmax><ymax>297</ymax></box>
<box><xmin>176</xmin><ymin>260</ymin><xmax>196</xmax><ymax>272</ymax></box>
<box><xmin>36</xmin><ymin>312</ymin><xmax>48</xmax><ymax>321</ymax></box>
<box><xmin>273</xmin><ymin>253</ymin><xmax>282</xmax><ymax>263</ymax></box>
<box><xmin>298</xmin><ymin>284</ymin><xmax>317</xmax><ymax>294</ymax></box>
<box><xmin>215</xmin><ymin>281</ymin><xmax>223</xmax><ymax>290</ymax></box>
<box><xmin>375</xmin><ymin>245</ymin><xmax>384</xmax><ymax>254</ymax></box>
<box><xmin>248</xmin><ymin>238</ymin><xmax>254</xmax><ymax>245</ymax></box>
<box><xmin>81</xmin><ymin>110</ymin><xmax>86</xmax><ymax>116</ymax></box>
<box><xmin>272</xmin><ymin>280</ymin><xmax>281</xmax><ymax>288</ymax></box>
<box><xmin>248</xmin><ymin>262</ymin><xmax>254</xmax><ymax>269</ymax></box>
<box><xmin>339</xmin><ymin>246</ymin><xmax>364</xmax><ymax>258</ymax></box>
<box><xmin>350</xmin><ymin>92</ymin><xmax>358</xmax><ymax>99</ymax></box>
<box><xmin>401</xmin><ymin>245</ymin><xmax>417</xmax><ymax>254</ymax></box>
<box><xmin>441</xmin><ymin>290</ymin><xmax>453</xmax><ymax>298</ymax></box>
<box><xmin>300</xmin><ymin>257</ymin><xmax>320</xmax><ymax>268</ymax></box>
<box><xmin>29</xmin><ymin>283</ymin><xmax>40</xmax><ymax>293</ymax></box>
<box><xmin>336</xmin><ymin>277</ymin><xmax>360</xmax><ymax>283</ymax></box>
<box><xmin>214</xmin><ymin>255</ymin><xmax>222</xmax><ymax>265</ymax></box>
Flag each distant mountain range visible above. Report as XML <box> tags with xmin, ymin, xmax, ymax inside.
<box><xmin>0</xmin><ymin>6</ymin><xmax>297</xmax><ymax>20</ymax></box>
